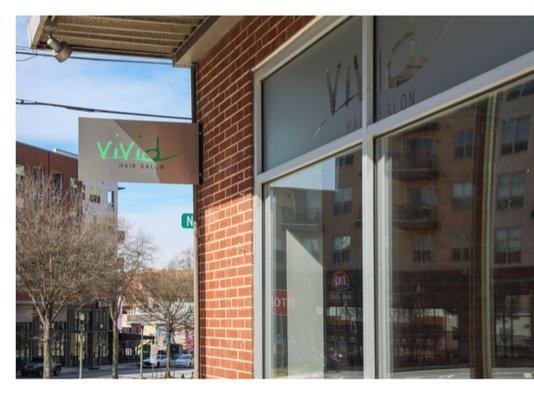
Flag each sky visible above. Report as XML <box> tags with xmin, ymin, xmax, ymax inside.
<box><xmin>16</xmin><ymin>16</ymin><xmax>193</xmax><ymax>268</ymax></box>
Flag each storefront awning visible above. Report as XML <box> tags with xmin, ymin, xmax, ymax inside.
<box><xmin>27</xmin><ymin>16</ymin><xmax>242</xmax><ymax>67</ymax></box>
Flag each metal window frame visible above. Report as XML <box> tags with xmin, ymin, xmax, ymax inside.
<box><xmin>252</xmin><ymin>15</ymin><xmax>534</xmax><ymax>379</ymax></box>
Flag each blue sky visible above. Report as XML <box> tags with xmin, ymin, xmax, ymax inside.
<box><xmin>16</xmin><ymin>16</ymin><xmax>193</xmax><ymax>267</ymax></box>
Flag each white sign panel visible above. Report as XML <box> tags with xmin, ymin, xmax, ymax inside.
<box><xmin>79</xmin><ymin>117</ymin><xmax>199</xmax><ymax>184</ymax></box>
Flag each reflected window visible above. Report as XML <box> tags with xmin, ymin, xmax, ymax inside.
<box><xmin>452</xmin><ymin>182</ymin><xmax>472</xmax><ymax>211</ymax></box>
<box><xmin>497</xmin><ymin>172</ymin><xmax>525</xmax><ymax>210</ymax></box>
<box><xmin>501</xmin><ymin>116</ymin><xmax>529</xmax><ymax>155</ymax></box>
<box><xmin>333</xmin><ymin>236</ymin><xmax>351</xmax><ymax>263</ymax></box>
<box><xmin>412</xmin><ymin>235</ymin><xmax>432</xmax><ymax>262</ymax></box>
<box><xmin>407</xmin><ymin>187</ymin><xmax>436</xmax><ymax>208</ymax></box>
<box><xmin>495</xmin><ymin>228</ymin><xmax>522</xmax><ymax>264</ymax></box>
<box><xmin>454</xmin><ymin>131</ymin><xmax>474</xmax><ymax>159</ymax></box>
<box><xmin>451</xmin><ymin>232</ymin><xmax>471</xmax><ymax>262</ymax></box>
<box><xmin>70</xmin><ymin>178</ymin><xmax>78</xmax><ymax>202</ymax></box>
<box><xmin>333</xmin><ymin>187</ymin><xmax>352</xmax><ymax>215</ymax></box>
<box><xmin>52</xmin><ymin>172</ymin><xmax>62</xmax><ymax>197</ymax></box>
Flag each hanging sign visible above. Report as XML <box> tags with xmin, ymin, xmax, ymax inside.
<box><xmin>78</xmin><ymin>117</ymin><xmax>199</xmax><ymax>184</ymax></box>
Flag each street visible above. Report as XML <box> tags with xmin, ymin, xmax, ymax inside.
<box><xmin>18</xmin><ymin>364</ymin><xmax>194</xmax><ymax>379</ymax></box>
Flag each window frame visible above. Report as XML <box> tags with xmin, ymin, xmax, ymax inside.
<box><xmin>494</xmin><ymin>227</ymin><xmax>523</xmax><ymax>265</ymax></box>
<box><xmin>252</xmin><ymin>16</ymin><xmax>534</xmax><ymax>379</ymax></box>
<box><xmin>52</xmin><ymin>171</ymin><xmax>63</xmax><ymax>197</ymax></box>
<box><xmin>496</xmin><ymin>171</ymin><xmax>526</xmax><ymax>210</ymax></box>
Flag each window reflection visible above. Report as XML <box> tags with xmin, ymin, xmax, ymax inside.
<box><xmin>266</xmin><ymin>148</ymin><xmax>363</xmax><ymax>378</ymax></box>
<box><xmin>377</xmin><ymin>74</ymin><xmax>534</xmax><ymax>378</ymax></box>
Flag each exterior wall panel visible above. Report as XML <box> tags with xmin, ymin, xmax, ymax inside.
<box><xmin>196</xmin><ymin>16</ymin><xmax>314</xmax><ymax>379</ymax></box>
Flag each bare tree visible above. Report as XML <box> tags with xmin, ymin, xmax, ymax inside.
<box><xmin>167</xmin><ymin>247</ymin><xmax>194</xmax><ymax>270</ymax></box>
<box><xmin>135</xmin><ymin>268</ymin><xmax>194</xmax><ymax>378</ymax></box>
<box><xmin>92</xmin><ymin>219</ymin><xmax>155</xmax><ymax>379</ymax></box>
<box><xmin>16</xmin><ymin>173</ymin><xmax>115</xmax><ymax>378</ymax></box>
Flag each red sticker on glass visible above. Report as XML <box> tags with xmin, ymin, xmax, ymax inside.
<box><xmin>331</xmin><ymin>271</ymin><xmax>351</xmax><ymax>291</ymax></box>
<box><xmin>272</xmin><ymin>289</ymin><xmax>294</xmax><ymax>316</ymax></box>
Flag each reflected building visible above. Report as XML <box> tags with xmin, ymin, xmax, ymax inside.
<box><xmin>380</xmin><ymin>78</ymin><xmax>534</xmax><ymax>375</ymax></box>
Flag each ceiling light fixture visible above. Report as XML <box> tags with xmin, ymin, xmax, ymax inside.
<box><xmin>46</xmin><ymin>34</ymin><xmax>72</xmax><ymax>63</ymax></box>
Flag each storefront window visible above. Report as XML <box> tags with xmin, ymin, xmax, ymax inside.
<box><xmin>16</xmin><ymin>322</ymin><xmax>33</xmax><ymax>361</ymax></box>
<box><xmin>376</xmin><ymin>74</ymin><xmax>534</xmax><ymax>378</ymax></box>
<box><xmin>375</xmin><ymin>16</ymin><xmax>534</xmax><ymax>121</ymax></box>
<box><xmin>265</xmin><ymin>147</ymin><xmax>363</xmax><ymax>378</ymax></box>
<box><xmin>262</xmin><ymin>17</ymin><xmax>362</xmax><ymax>170</ymax></box>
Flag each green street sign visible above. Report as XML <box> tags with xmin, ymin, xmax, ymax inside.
<box><xmin>181</xmin><ymin>213</ymin><xmax>195</xmax><ymax>229</ymax></box>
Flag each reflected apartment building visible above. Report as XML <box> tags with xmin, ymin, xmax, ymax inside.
<box><xmin>379</xmin><ymin>79</ymin><xmax>534</xmax><ymax>375</ymax></box>
<box><xmin>268</xmin><ymin>149</ymin><xmax>364</xmax><ymax>378</ymax></box>
<box><xmin>266</xmin><ymin>80</ymin><xmax>534</xmax><ymax>377</ymax></box>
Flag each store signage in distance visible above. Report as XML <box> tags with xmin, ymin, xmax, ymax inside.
<box><xmin>331</xmin><ymin>271</ymin><xmax>351</xmax><ymax>291</ymax></box>
<box><xmin>272</xmin><ymin>289</ymin><xmax>294</xmax><ymax>316</ymax></box>
<box><xmin>329</xmin><ymin>271</ymin><xmax>353</xmax><ymax>302</ymax></box>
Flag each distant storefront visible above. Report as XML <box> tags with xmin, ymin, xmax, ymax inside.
<box><xmin>15</xmin><ymin>142</ymin><xmax>117</xmax><ymax>368</ymax></box>
<box><xmin>16</xmin><ymin>302</ymin><xmax>113</xmax><ymax>368</ymax></box>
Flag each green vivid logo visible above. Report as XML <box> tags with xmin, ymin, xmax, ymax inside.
<box><xmin>97</xmin><ymin>137</ymin><xmax>179</xmax><ymax>163</ymax></box>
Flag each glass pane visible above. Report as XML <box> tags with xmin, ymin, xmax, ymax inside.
<box><xmin>376</xmin><ymin>74</ymin><xmax>534</xmax><ymax>378</ymax></box>
<box><xmin>265</xmin><ymin>147</ymin><xmax>363</xmax><ymax>378</ymax></box>
<box><xmin>262</xmin><ymin>17</ymin><xmax>363</xmax><ymax>170</ymax></box>
<box><xmin>375</xmin><ymin>16</ymin><xmax>534</xmax><ymax>121</ymax></box>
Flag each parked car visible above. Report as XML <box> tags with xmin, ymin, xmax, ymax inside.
<box><xmin>142</xmin><ymin>354</ymin><xmax>168</xmax><ymax>368</ymax></box>
<box><xmin>172</xmin><ymin>353</ymin><xmax>194</xmax><ymax>368</ymax></box>
<box><xmin>16</xmin><ymin>357</ymin><xmax>26</xmax><ymax>372</ymax></box>
<box><xmin>20</xmin><ymin>357</ymin><xmax>62</xmax><ymax>377</ymax></box>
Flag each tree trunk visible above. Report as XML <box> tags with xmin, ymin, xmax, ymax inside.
<box><xmin>42</xmin><ymin>317</ymin><xmax>52</xmax><ymax>379</ymax></box>
<box><xmin>165</xmin><ymin>331</ymin><xmax>172</xmax><ymax>378</ymax></box>
<box><xmin>112</xmin><ymin>321</ymin><xmax>119</xmax><ymax>379</ymax></box>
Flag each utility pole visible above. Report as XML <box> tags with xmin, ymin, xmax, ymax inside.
<box><xmin>139</xmin><ymin>324</ymin><xmax>144</xmax><ymax>379</ymax></box>
<box><xmin>79</xmin><ymin>312</ymin><xmax>85</xmax><ymax>379</ymax></box>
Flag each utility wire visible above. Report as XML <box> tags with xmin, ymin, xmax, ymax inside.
<box><xmin>16</xmin><ymin>54</ymin><xmax>39</xmax><ymax>62</ymax></box>
<box><xmin>16</xmin><ymin>99</ymin><xmax>191</xmax><ymax>121</ymax></box>
<box><xmin>15</xmin><ymin>50</ymin><xmax>172</xmax><ymax>65</ymax></box>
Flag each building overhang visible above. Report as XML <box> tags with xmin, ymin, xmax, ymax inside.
<box><xmin>27</xmin><ymin>15</ymin><xmax>242</xmax><ymax>67</ymax></box>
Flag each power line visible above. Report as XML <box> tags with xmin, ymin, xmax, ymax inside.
<box><xmin>16</xmin><ymin>99</ymin><xmax>191</xmax><ymax>121</ymax></box>
<box><xmin>15</xmin><ymin>50</ymin><xmax>172</xmax><ymax>66</ymax></box>
<box><xmin>16</xmin><ymin>54</ymin><xmax>39</xmax><ymax>62</ymax></box>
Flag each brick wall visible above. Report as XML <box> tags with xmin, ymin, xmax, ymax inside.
<box><xmin>196</xmin><ymin>16</ymin><xmax>314</xmax><ymax>379</ymax></box>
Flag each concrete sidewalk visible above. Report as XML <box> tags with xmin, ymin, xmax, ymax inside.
<box><xmin>60</xmin><ymin>362</ymin><xmax>133</xmax><ymax>374</ymax></box>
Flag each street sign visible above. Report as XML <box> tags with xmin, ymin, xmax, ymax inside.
<box><xmin>181</xmin><ymin>213</ymin><xmax>195</xmax><ymax>229</ymax></box>
<box><xmin>79</xmin><ymin>117</ymin><xmax>199</xmax><ymax>184</ymax></box>
<box><xmin>149</xmin><ymin>344</ymin><xmax>158</xmax><ymax>365</ymax></box>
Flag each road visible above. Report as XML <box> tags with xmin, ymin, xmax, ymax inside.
<box><xmin>18</xmin><ymin>363</ymin><xmax>194</xmax><ymax>379</ymax></box>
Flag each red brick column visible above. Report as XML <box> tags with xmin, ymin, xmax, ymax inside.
<box><xmin>195</xmin><ymin>16</ymin><xmax>314</xmax><ymax>379</ymax></box>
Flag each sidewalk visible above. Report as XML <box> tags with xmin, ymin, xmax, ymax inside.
<box><xmin>60</xmin><ymin>362</ymin><xmax>133</xmax><ymax>374</ymax></box>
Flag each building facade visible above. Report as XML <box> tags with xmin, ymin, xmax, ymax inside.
<box><xmin>193</xmin><ymin>16</ymin><xmax>534</xmax><ymax>379</ymax></box>
<box><xmin>26</xmin><ymin>15</ymin><xmax>534</xmax><ymax>379</ymax></box>
<box><xmin>15</xmin><ymin>142</ymin><xmax>118</xmax><ymax>367</ymax></box>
